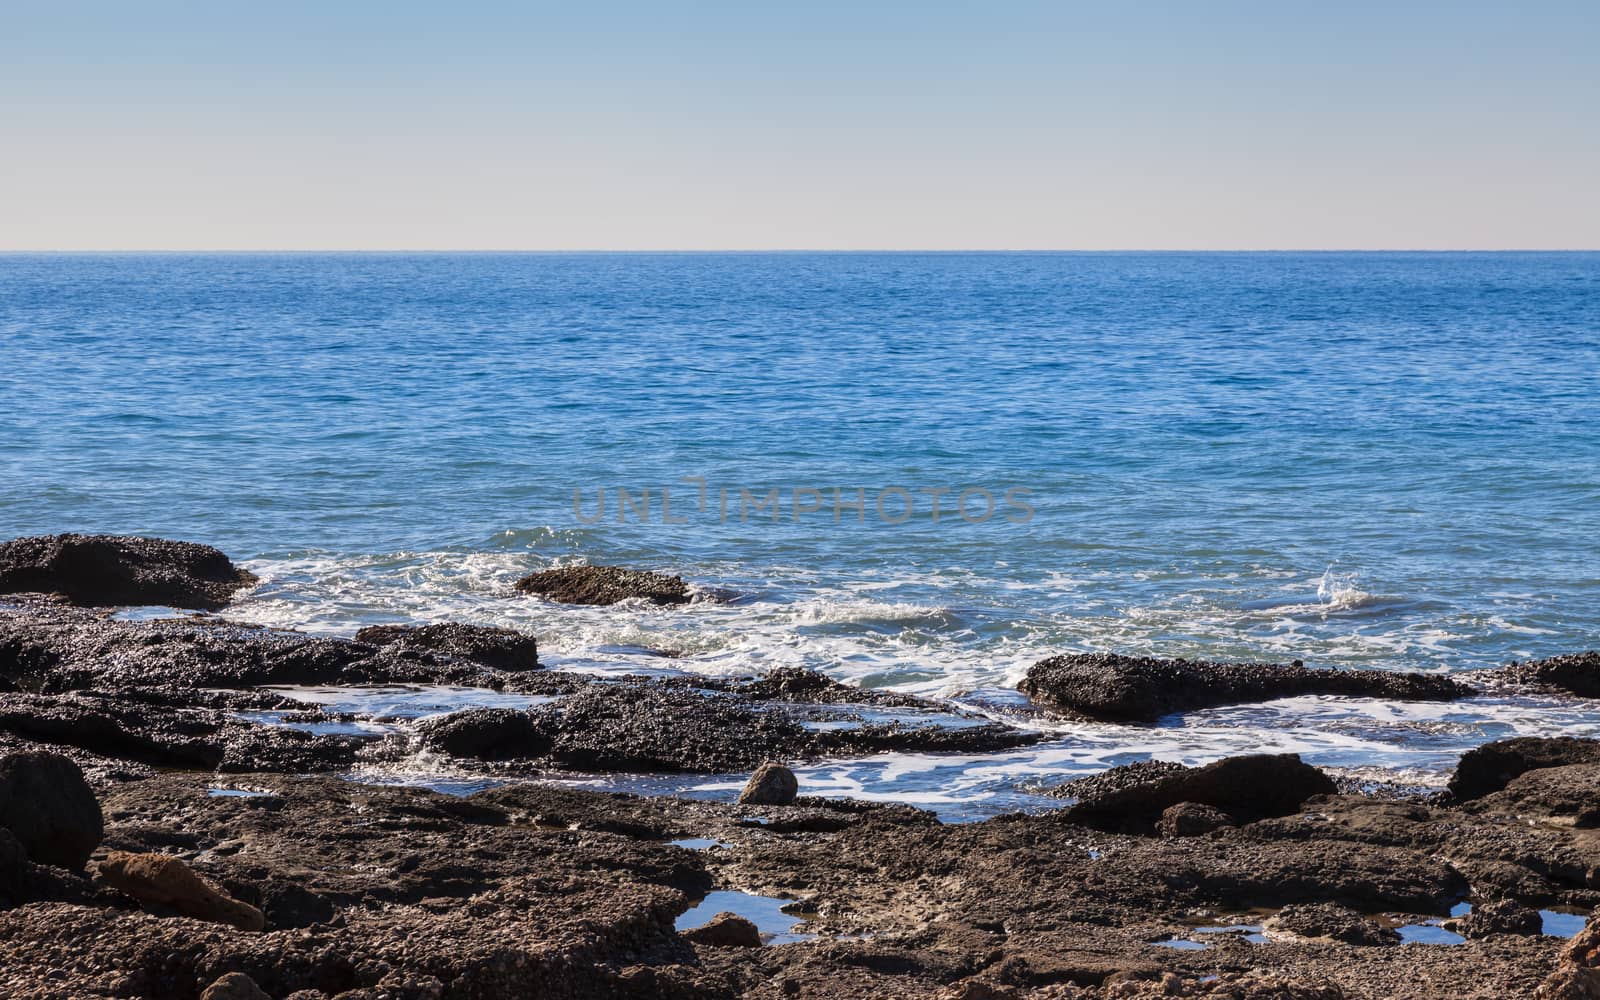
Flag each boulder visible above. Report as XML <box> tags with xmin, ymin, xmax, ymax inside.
<box><xmin>1538</xmin><ymin>912</ymin><xmax>1600</xmax><ymax>999</ymax></box>
<box><xmin>1453</xmin><ymin>899</ymin><xmax>1543</xmax><ymax>939</ymax></box>
<box><xmin>200</xmin><ymin>972</ymin><xmax>271</xmax><ymax>1000</ymax></box>
<box><xmin>682</xmin><ymin>911</ymin><xmax>762</xmax><ymax>947</ymax></box>
<box><xmin>1268</xmin><ymin>902</ymin><xmax>1399</xmax><ymax>946</ymax></box>
<box><xmin>739</xmin><ymin>762</ymin><xmax>799</xmax><ymax>805</ymax></box>
<box><xmin>414</xmin><ymin>708</ymin><xmax>550</xmax><ymax>761</ymax></box>
<box><xmin>96</xmin><ymin>851</ymin><xmax>266</xmax><ymax>930</ymax></box>
<box><xmin>1058</xmin><ymin>754</ymin><xmax>1336</xmax><ymax>833</ymax></box>
<box><xmin>1156</xmin><ymin>801</ymin><xmax>1234</xmax><ymax>837</ymax></box>
<box><xmin>1019</xmin><ymin>652</ymin><xmax>1470</xmax><ymax>723</ymax></box>
<box><xmin>1448</xmin><ymin>737</ymin><xmax>1600</xmax><ymax>801</ymax></box>
<box><xmin>514</xmin><ymin>565</ymin><xmax>691</xmax><ymax>606</ymax></box>
<box><xmin>0</xmin><ymin>750</ymin><xmax>103</xmax><ymax>869</ymax></box>
<box><xmin>0</xmin><ymin>534</ymin><xmax>256</xmax><ymax>610</ymax></box>
<box><xmin>353</xmin><ymin>622</ymin><xmax>540</xmax><ymax>672</ymax></box>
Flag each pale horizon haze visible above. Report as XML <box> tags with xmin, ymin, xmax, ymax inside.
<box><xmin>2</xmin><ymin>1</ymin><xmax>1597</xmax><ymax>251</ymax></box>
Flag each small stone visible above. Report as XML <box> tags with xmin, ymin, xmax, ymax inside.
<box><xmin>1156</xmin><ymin>801</ymin><xmax>1233</xmax><ymax>837</ymax></box>
<box><xmin>683</xmin><ymin>912</ymin><xmax>762</xmax><ymax>947</ymax></box>
<box><xmin>200</xmin><ymin>972</ymin><xmax>271</xmax><ymax>1000</ymax></box>
<box><xmin>0</xmin><ymin>751</ymin><xmax>103</xmax><ymax>869</ymax></box>
<box><xmin>739</xmin><ymin>762</ymin><xmax>798</xmax><ymax>805</ymax></box>
<box><xmin>97</xmin><ymin>851</ymin><xmax>266</xmax><ymax>931</ymax></box>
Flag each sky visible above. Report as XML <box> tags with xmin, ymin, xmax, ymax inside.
<box><xmin>1</xmin><ymin>1</ymin><xmax>1597</xmax><ymax>250</ymax></box>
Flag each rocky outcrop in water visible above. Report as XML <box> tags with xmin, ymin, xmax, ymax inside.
<box><xmin>1489</xmin><ymin>651</ymin><xmax>1600</xmax><ymax>699</ymax></box>
<box><xmin>514</xmin><ymin>564</ymin><xmax>693</xmax><ymax>606</ymax></box>
<box><xmin>1447</xmin><ymin>737</ymin><xmax>1600</xmax><ymax>801</ymax></box>
<box><xmin>1019</xmin><ymin>652</ymin><xmax>1472</xmax><ymax>722</ymax></box>
<box><xmin>352</xmin><ymin>622</ymin><xmax>541</xmax><ymax>671</ymax></box>
<box><xmin>1052</xmin><ymin>754</ymin><xmax>1337</xmax><ymax>833</ymax></box>
<box><xmin>1268</xmin><ymin>903</ymin><xmax>1400</xmax><ymax>946</ymax></box>
<box><xmin>0</xmin><ymin>534</ymin><xmax>257</xmax><ymax>610</ymax></box>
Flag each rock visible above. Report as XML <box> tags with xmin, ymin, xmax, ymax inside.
<box><xmin>514</xmin><ymin>565</ymin><xmax>691</xmax><ymax>606</ymax></box>
<box><xmin>1538</xmin><ymin>913</ymin><xmax>1600</xmax><ymax>999</ymax></box>
<box><xmin>200</xmin><ymin>972</ymin><xmax>272</xmax><ymax>1000</ymax></box>
<box><xmin>1454</xmin><ymin>898</ymin><xmax>1544</xmax><ymax>938</ymax></box>
<box><xmin>1449</xmin><ymin>737</ymin><xmax>1600</xmax><ymax>801</ymax></box>
<box><xmin>1019</xmin><ymin>652</ymin><xmax>1470</xmax><ymax>723</ymax></box>
<box><xmin>1268</xmin><ymin>902</ymin><xmax>1400</xmax><ymax>946</ymax></box>
<box><xmin>414</xmin><ymin>708</ymin><xmax>550</xmax><ymax>760</ymax></box>
<box><xmin>1155</xmin><ymin>801</ymin><xmax>1233</xmax><ymax>837</ymax></box>
<box><xmin>0</xmin><ymin>750</ymin><xmax>103</xmax><ymax>868</ymax></box>
<box><xmin>683</xmin><ymin>911</ymin><xmax>763</xmax><ymax>947</ymax></box>
<box><xmin>739</xmin><ymin>762</ymin><xmax>799</xmax><ymax>805</ymax></box>
<box><xmin>1493</xmin><ymin>652</ymin><xmax>1600</xmax><ymax>699</ymax></box>
<box><xmin>353</xmin><ymin>622</ymin><xmax>540</xmax><ymax>671</ymax></box>
<box><xmin>1058</xmin><ymin>754</ymin><xmax>1337</xmax><ymax>833</ymax></box>
<box><xmin>97</xmin><ymin>850</ymin><xmax>266</xmax><ymax>930</ymax></box>
<box><xmin>0</xmin><ymin>533</ymin><xmax>257</xmax><ymax>610</ymax></box>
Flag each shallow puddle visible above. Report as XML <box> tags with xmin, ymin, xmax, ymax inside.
<box><xmin>206</xmin><ymin>787</ymin><xmax>274</xmax><ymax>798</ymax></box>
<box><xmin>676</xmin><ymin>890</ymin><xmax>815</xmax><ymax>945</ymax></box>
<box><xmin>669</xmin><ymin>837</ymin><xmax>728</xmax><ymax>851</ymax></box>
<box><xmin>1396</xmin><ymin>920</ymin><xmax>1465</xmax><ymax>946</ymax></box>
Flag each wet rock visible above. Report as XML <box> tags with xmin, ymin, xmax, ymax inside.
<box><xmin>353</xmin><ymin>622</ymin><xmax>540</xmax><ymax>672</ymax></box>
<box><xmin>726</xmin><ymin>667</ymin><xmax>925</xmax><ymax>707</ymax></box>
<box><xmin>1453</xmin><ymin>898</ymin><xmax>1543</xmax><ymax>938</ymax></box>
<box><xmin>683</xmin><ymin>911</ymin><xmax>763</xmax><ymax>947</ymax></box>
<box><xmin>1448</xmin><ymin>736</ymin><xmax>1600</xmax><ymax>801</ymax></box>
<box><xmin>739</xmin><ymin>762</ymin><xmax>799</xmax><ymax>805</ymax></box>
<box><xmin>1268</xmin><ymin>902</ymin><xmax>1400</xmax><ymax>946</ymax></box>
<box><xmin>0</xmin><ymin>533</ymin><xmax>257</xmax><ymax>610</ymax></box>
<box><xmin>414</xmin><ymin>708</ymin><xmax>550</xmax><ymax>760</ymax></box>
<box><xmin>0</xmin><ymin>750</ymin><xmax>103</xmax><ymax>869</ymax></box>
<box><xmin>1156</xmin><ymin>801</ymin><xmax>1234</xmax><ymax>837</ymax></box>
<box><xmin>1058</xmin><ymin>754</ymin><xmax>1337</xmax><ymax>833</ymax></box>
<box><xmin>200</xmin><ymin>971</ymin><xmax>272</xmax><ymax>1000</ymax></box>
<box><xmin>0</xmin><ymin>692</ymin><xmax>224</xmax><ymax>768</ymax></box>
<box><xmin>1493</xmin><ymin>651</ymin><xmax>1600</xmax><ymax>699</ymax></box>
<box><xmin>514</xmin><ymin>564</ymin><xmax>692</xmax><ymax>606</ymax></box>
<box><xmin>97</xmin><ymin>850</ymin><xmax>266</xmax><ymax>930</ymax></box>
<box><xmin>1019</xmin><ymin>652</ymin><xmax>1470</xmax><ymax>722</ymax></box>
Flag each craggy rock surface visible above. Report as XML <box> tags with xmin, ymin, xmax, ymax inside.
<box><xmin>0</xmin><ymin>534</ymin><xmax>257</xmax><ymax>610</ymax></box>
<box><xmin>1487</xmin><ymin>651</ymin><xmax>1600</xmax><ymax>699</ymax></box>
<box><xmin>515</xmin><ymin>565</ymin><xmax>694</xmax><ymax>606</ymax></box>
<box><xmin>1051</xmin><ymin>754</ymin><xmax>1338</xmax><ymax>833</ymax></box>
<box><xmin>1268</xmin><ymin>903</ymin><xmax>1400</xmax><ymax>946</ymax></box>
<box><xmin>1020</xmin><ymin>653</ymin><xmax>1471</xmax><ymax>722</ymax></box>
<box><xmin>353</xmin><ymin>623</ymin><xmax>541</xmax><ymax>672</ymax></box>
<box><xmin>1447</xmin><ymin>736</ymin><xmax>1600</xmax><ymax>802</ymax></box>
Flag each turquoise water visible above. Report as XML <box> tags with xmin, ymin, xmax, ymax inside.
<box><xmin>3</xmin><ymin>252</ymin><xmax>1598</xmax><ymax>812</ymax></box>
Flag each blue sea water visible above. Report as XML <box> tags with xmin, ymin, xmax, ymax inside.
<box><xmin>3</xmin><ymin>252</ymin><xmax>1598</xmax><ymax>814</ymax></box>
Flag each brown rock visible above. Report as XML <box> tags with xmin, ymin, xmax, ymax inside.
<box><xmin>0</xmin><ymin>750</ymin><xmax>103</xmax><ymax>869</ymax></box>
<box><xmin>97</xmin><ymin>851</ymin><xmax>265</xmax><ymax>930</ymax></box>
<box><xmin>200</xmin><ymin>972</ymin><xmax>271</xmax><ymax>1000</ymax></box>
<box><xmin>683</xmin><ymin>911</ymin><xmax>762</xmax><ymax>947</ymax></box>
<box><xmin>1539</xmin><ymin>913</ymin><xmax>1600</xmax><ymax>999</ymax></box>
<box><xmin>1155</xmin><ymin>801</ymin><xmax>1233</xmax><ymax>837</ymax></box>
<box><xmin>739</xmin><ymin>762</ymin><xmax>799</xmax><ymax>805</ymax></box>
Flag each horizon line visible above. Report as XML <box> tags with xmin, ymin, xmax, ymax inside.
<box><xmin>3</xmin><ymin>247</ymin><xmax>1598</xmax><ymax>255</ymax></box>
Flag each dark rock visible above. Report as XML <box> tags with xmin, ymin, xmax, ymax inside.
<box><xmin>0</xmin><ymin>692</ymin><xmax>224</xmax><ymax>768</ymax></box>
<box><xmin>201</xmin><ymin>971</ymin><xmax>272</xmax><ymax>1000</ymax></box>
<box><xmin>1448</xmin><ymin>737</ymin><xmax>1600</xmax><ymax>801</ymax></box>
<box><xmin>414</xmin><ymin>708</ymin><xmax>550</xmax><ymax>761</ymax></box>
<box><xmin>353</xmin><ymin>623</ymin><xmax>540</xmax><ymax>672</ymax></box>
<box><xmin>739</xmin><ymin>763</ymin><xmax>799</xmax><ymax>805</ymax></box>
<box><xmin>1491</xmin><ymin>651</ymin><xmax>1600</xmax><ymax>698</ymax></box>
<box><xmin>0</xmin><ymin>750</ymin><xmax>103</xmax><ymax>868</ymax></box>
<box><xmin>1269</xmin><ymin>903</ymin><xmax>1399</xmax><ymax>946</ymax></box>
<box><xmin>1156</xmin><ymin>801</ymin><xmax>1234</xmax><ymax>837</ymax></box>
<box><xmin>683</xmin><ymin>911</ymin><xmax>763</xmax><ymax>947</ymax></box>
<box><xmin>1454</xmin><ymin>898</ymin><xmax>1543</xmax><ymax>938</ymax></box>
<box><xmin>1058</xmin><ymin>754</ymin><xmax>1337</xmax><ymax>833</ymax></box>
<box><xmin>728</xmin><ymin>667</ymin><xmax>925</xmax><ymax>707</ymax></box>
<box><xmin>1019</xmin><ymin>652</ymin><xmax>1470</xmax><ymax>722</ymax></box>
<box><xmin>514</xmin><ymin>565</ymin><xmax>692</xmax><ymax>606</ymax></box>
<box><xmin>0</xmin><ymin>533</ymin><xmax>257</xmax><ymax>610</ymax></box>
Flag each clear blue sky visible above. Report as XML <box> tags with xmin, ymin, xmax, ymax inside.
<box><xmin>2</xmin><ymin>1</ymin><xmax>1596</xmax><ymax>249</ymax></box>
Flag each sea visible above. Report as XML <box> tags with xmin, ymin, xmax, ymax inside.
<box><xmin>3</xmin><ymin>251</ymin><xmax>1598</xmax><ymax>819</ymax></box>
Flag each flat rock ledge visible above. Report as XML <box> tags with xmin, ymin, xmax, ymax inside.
<box><xmin>1019</xmin><ymin>652</ymin><xmax>1472</xmax><ymax>722</ymax></box>
<box><xmin>514</xmin><ymin>565</ymin><xmax>694</xmax><ymax>606</ymax></box>
<box><xmin>0</xmin><ymin>534</ymin><xmax>257</xmax><ymax>611</ymax></box>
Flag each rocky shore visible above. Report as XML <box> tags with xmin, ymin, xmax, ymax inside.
<box><xmin>1</xmin><ymin>535</ymin><xmax>1599</xmax><ymax>999</ymax></box>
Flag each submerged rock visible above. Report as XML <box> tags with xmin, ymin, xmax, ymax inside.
<box><xmin>683</xmin><ymin>912</ymin><xmax>763</xmax><ymax>948</ymax></box>
<box><xmin>1019</xmin><ymin>652</ymin><xmax>1470</xmax><ymax>722</ymax></box>
<box><xmin>1447</xmin><ymin>737</ymin><xmax>1600</xmax><ymax>801</ymax></box>
<box><xmin>0</xmin><ymin>750</ymin><xmax>103</xmax><ymax>869</ymax></box>
<box><xmin>739</xmin><ymin>762</ymin><xmax>799</xmax><ymax>805</ymax></box>
<box><xmin>353</xmin><ymin>622</ymin><xmax>540</xmax><ymax>672</ymax></box>
<box><xmin>514</xmin><ymin>565</ymin><xmax>692</xmax><ymax>606</ymax></box>
<box><xmin>1453</xmin><ymin>898</ymin><xmax>1543</xmax><ymax>939</ymax></box>
<box><xmin>96</xmin><ymin>850</ymin><xmax>265</xmax><ymax>930</ymax></box>
<box><xmin>1491</xmin><ymin>651</ymin><xmax>1600</xmax><ymax>699</ymax></box>
<box><xmin>1056</xmin><ymin>754</ymin><xmax>1336</xmax><ymax>833</ymax></box>
<box><xmin>1269</xmin><ymin>903</ymin><xmax>1400</xmax><ymax>946</ymax></box>
<box><xmin>0</xmin><ymin>534</ymin><xmax>257</xmax><ymax>610</ymax></box>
